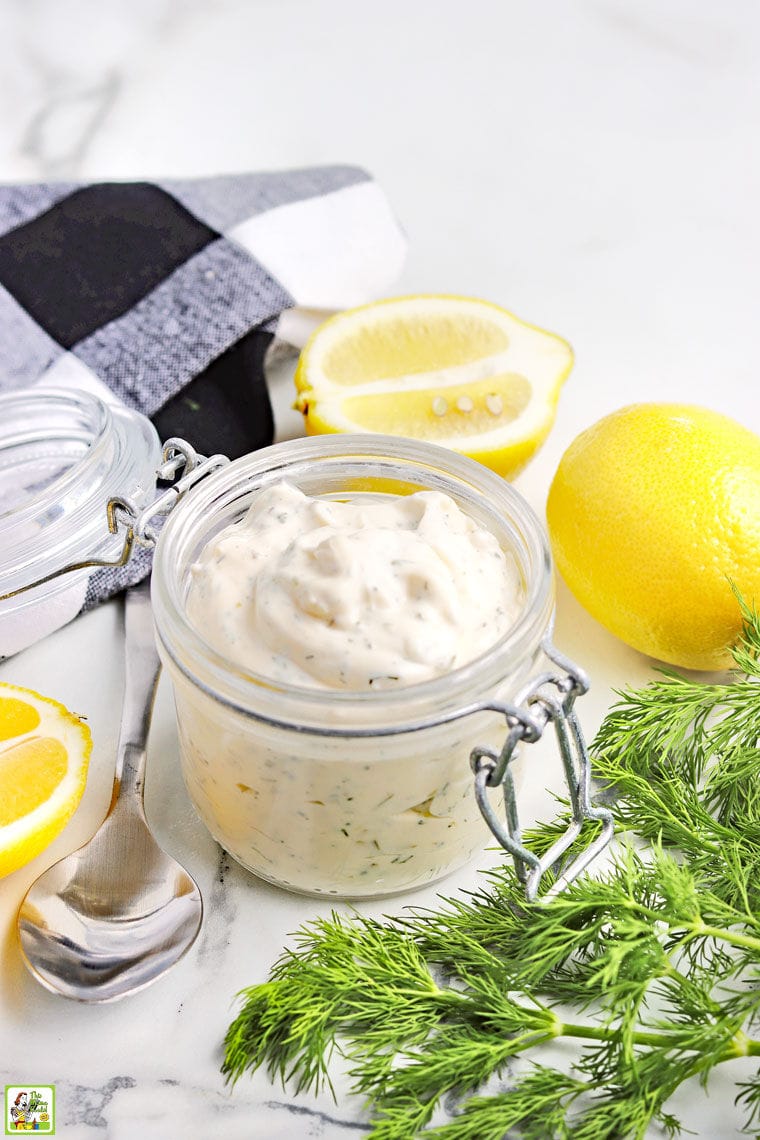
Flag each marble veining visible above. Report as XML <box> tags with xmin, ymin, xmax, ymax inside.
<box><xmin>62</xmin><ymin>1077</ymin><xmax>138</xmax><ymax>1130</ymax></box>
<box><xmin>20</xmin><ymin>1071</ymin><xmax>376</xmax><ymax>1138</ymax></box>
<box><xmin>20</xmin><ymin>72</ymin><xmax>121</xmax><ymax>179</ymax></box>
<box><xmin>262</xmin><ymin>1102</ymin><xmax>372</xmax><ymax>1134</ymax></box>
<box><xmin>192</xmin><ymin>847</ymin><xmax>240</xmax><ymax>968</ymax></box>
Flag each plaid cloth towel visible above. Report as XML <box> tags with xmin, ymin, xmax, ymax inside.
<box><xmin>0</xmin><ymin>166</ymin><xmax>406</xmax><ymax>655</ymax></box>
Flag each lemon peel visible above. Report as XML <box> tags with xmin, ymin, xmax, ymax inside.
<box><xmin>547</xmin><ymin>403</ymin><xmax>760</xmax><ymax>670</ymax></box>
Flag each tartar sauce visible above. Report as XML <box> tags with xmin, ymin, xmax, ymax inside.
<box><xmin>179</xmin><ymin>480</ymin><xmax>524</xmax><ymax>897</ymax></box>
<box><xmin>186</xmin><ymin>481</ymin><xmax>521</xmax><ymax>687</ymax></box>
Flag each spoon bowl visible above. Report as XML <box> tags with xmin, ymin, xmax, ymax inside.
<box><xmin>17</xmin><ymin>580</ymin><xmax>203</xmax><ymax>1002</ymax></box>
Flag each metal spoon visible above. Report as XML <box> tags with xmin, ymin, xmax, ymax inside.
<box><xmin>17</xmin><ymin>579</ymin><xmax>203</xmax><ymax>1002</ymax></box>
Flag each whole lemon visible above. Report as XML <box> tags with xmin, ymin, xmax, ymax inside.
<box><xmin>546</xmin><ymin>403</ymin><xmax>760</xmax><ymax>670</ymax></box>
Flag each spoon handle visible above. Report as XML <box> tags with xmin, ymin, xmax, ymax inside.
<box><xmin>111</xmin><ymin>578</ymin><xmax>162</xmax><ymax>807</ymax></box>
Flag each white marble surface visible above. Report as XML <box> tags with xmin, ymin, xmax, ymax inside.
<box><xmin>1</xmin><ymin>1</ymin><xmax>759</xmax><ymax>1136</ymax></box>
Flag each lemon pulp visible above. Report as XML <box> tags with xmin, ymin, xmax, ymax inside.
<box><xmin>0</xmin><ymin>682</ymin><xmax>92</xmax><ymax>878</ymax></box>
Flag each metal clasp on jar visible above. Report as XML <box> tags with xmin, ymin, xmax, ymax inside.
<box><xmin>0</xmin><ymin>438</ymin><xmax>229</xmax><ymax>602</ymax></box>
<box><xmin>106</xmin><ymin>438</ymin><xmax>229</xmax><ymax>556</ymax></box>
<box><xmin>472</xmin><ymin>637</ymin><xmax>615</xmax><ymax>903</ymax></box>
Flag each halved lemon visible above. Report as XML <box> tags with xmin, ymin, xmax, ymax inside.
<box><xmin>0</xmin><ymin>682</ymin><xmax>92</xmax><ymax>878</ymax></box>
<box><xmin>294</xmin><ymin>295</ymin><xmax>573</xmax><ymax>478</ymax></box>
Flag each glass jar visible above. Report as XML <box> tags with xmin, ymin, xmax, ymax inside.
<box><xmin>151</xmin><ymin>434</ymin><xmax>556</xmax><ymax>898</ymax></box>
<box><xmin>0</xmin><ymin>388</ymin><xmax>162</xmax><ymax>657</ymax></box>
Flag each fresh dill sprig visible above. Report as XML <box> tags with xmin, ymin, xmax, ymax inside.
<box><xmin>222</xmin><ymin>602</ymin><xmax>760</xmax><ymax>1138</ymax></box>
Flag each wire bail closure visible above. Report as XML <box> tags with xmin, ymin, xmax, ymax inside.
<box><xmin>107</xmin><ymin>438</ymin><xmax>230</xmax><ymax>551</ymax></box>
<box><xmin>0</xmin><ymin>438</ymin><xmax>229</xmax><ymax>602</ymax></box>
<box><xmin>471</xmin><ymin>638</ymin><xmax>614</xmax><ymax>903</ymax></box>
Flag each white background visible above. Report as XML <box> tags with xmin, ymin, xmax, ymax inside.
<box><xmin>0</xmin><ymin>2</ymin><xmax>758</xmax><ymax>1136</ymax></box>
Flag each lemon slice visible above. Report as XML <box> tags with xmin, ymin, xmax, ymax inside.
<box><xmin>0</xmin><ymin>682</ymin><xmax>92</xmax><ymax>878</ymax></box>
<box><xmin>294</xmin><ymin>295</ymin><xmax>573</xmax><ymax>478</ymax></box>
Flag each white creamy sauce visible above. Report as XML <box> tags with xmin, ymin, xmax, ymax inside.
<box><xmin>179</xmin><ymin>480</ymin><xmax>523</xmax><ymax>897</ymax></box>
<box><xmin>186</xmin><ymin>481</ymin><xmax>521</xmax><ymax>687</ymax></box>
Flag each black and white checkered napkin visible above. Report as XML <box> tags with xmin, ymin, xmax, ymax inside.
<box><xmin>0</xmin><ymin>166</ymin><xmax>406</xmax><ymax>653</ymax></box>
<box><xmin>0</xmin><ymin>165</ymin><xmax>406</xmax><ymax>453</ymax></box>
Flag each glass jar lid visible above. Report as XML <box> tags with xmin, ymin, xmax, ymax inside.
<box><xmin>0</xmin><ymin>387</ymin><xmax>162</xmax><ymax>655</ymax></box>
